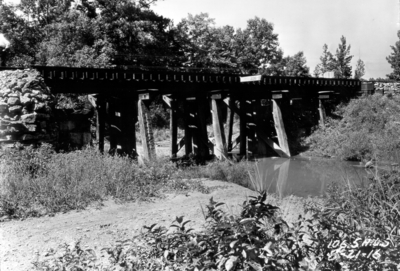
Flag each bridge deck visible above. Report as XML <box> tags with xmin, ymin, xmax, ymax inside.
<box><xmin>1</xmin><ymin>66</ymin><xmax>362</xmax><ymax>96</ymax></box>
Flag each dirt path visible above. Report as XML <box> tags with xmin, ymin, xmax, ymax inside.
<box><xmin>0</xmin><ymin>179</ymin><xmax>312</xmax><ymax>271</ymax></box>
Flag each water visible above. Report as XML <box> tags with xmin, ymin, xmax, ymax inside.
<box><xmin>248</xmin><ymin>156</ymin><xmax>379</xmax><ymax>198</ymax></box>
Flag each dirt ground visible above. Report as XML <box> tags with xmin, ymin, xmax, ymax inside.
<box><xmin>0</xmin><ymin>178</ymin><xmax>314</xmax><ymax>271</ymax></box>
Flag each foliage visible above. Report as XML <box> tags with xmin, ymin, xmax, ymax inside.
<box><xmin>313</xmin><ymin>44</ymin><xmax>334</xmax><ymax>77</ymax></box>
<box><xmin>0</xmin><ymin>145</ymin><xmax>209</xmax><ymax>218</ymax></box>
<box><xmin>314</xmin><ymin>37</ymin><xmax>353</xmax><ymax>79</ymax></box>
<box><xmin>354</xmin><ymin>59</ymin><xmax>365</xmax><ymax>80</ymax></box>
<box><xmin>306</xmin><ymin>172</ymin><xmax>400</xmax><ymax>270</ymax></box>
<box><xmin>34</xmin><ymin>192</ymin><xmax>316</xmax><ymax>271</ymax></box>
<box><xmin>282</xmin><ymin>51</ymin><xmax>310</xmax><ymax>77</ymax></box>
<box><xmin>176</xmin><ymin>14</ymin><xmax>284</xmax><ymax>74</ymax></box>
<box><xmin>331</xmin><ymin>36</ymin><xmax>353</xmax><ymax>79</ymax></box>
<box><xmin>303</xmin><ymin>94</ymin><xmax>400</xmax><ymax>161</ymax></box>
<box><xmin>0</xmin><ymin>0</ymin><xmax>179</xmax><ymax>68</ymax></box>
<box><xmin>149</xmin><ymin>95</ymin><xmax>170</xmax><ymax>128</ymax></box>
<box><xmin>387</xmin><ymin>30</ymin><xmax>400</xmax><ymax>80</ymax></box>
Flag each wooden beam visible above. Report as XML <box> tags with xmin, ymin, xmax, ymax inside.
<box><xmin>318</xmin><ymin>99</ymin><xmax>326</xmax><ymax>128</ymax></box>
<box><xmin>256</xmin><ymin>128</ymin><xmax>289</xmax><ymax>158</ymax></box>
<box><xmin>246</xmin><ymin>100</ymin><xmax>257</xmax><ymax>159</ymax></box>
<box><xmin>177</xmin><ymin>136</ymin><xmax>185</xmax><ymax>152</ymax></box>
<box><xmin>211</xmin><ymin>98</ymin><xmax>227</xmax><ymax>159</ymax></box>
<box><xmin>97</xmin><ymin>95</ymin><xmax>106</xmax><ymax>153</ymax></box>
<box><xmin>197</xmin><ymin>94</ymin><xmax>209</xmax><ymax>160</ymax></box>
<box><xmin>120</xmin><ymin>95</ymin><xmax>137</xmax><ymax>158</ymax></box>
<box><xmin>170</xmin><ymin>99</ymin><xmax>178</xmax><ymax>158</ymax></box>
<box><xmin>254</xmin><ymin>100</ymin><xmax>268</xmax><ymax>157</ymax></box>
<box><xmin>226</xmin><ymin>98</ymin><xmax>234</xmax><ymax>151</ymax></box>
<box><xmin>108</xmin><ymin>96</ymin><xmax>118</xmax><ymax>155</ymax></box>
<box><xmin>138</xmin><ymin>99</ymin><xmax>156</xmax><ymax>160</ymax></box>
<box><xmin>183</xmin><ymin>100</ymin><xmax>192</xmax><ymax>155</ymax></box>
<box><xmin>240</xmin><ymin>99</ymin><xmax>247</xmax><ymax>157</ymax></box>
<box><xmin>272</xmin><ymin>99</ymin><xmax>291</xmax><ymax>157</ymax></box>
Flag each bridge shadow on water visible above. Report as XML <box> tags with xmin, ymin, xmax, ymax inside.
<box><xmin>247</xmin><ymin>156</ymin><xmax>381</xmax><ymax>198</ymax></box>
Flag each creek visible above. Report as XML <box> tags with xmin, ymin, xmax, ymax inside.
<box><xmin>247</xmin><ymin>156</ymin><xmax>397</xmax><ymax>198</ymax></box>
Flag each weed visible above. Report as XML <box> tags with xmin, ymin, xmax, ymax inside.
<box><xmin>34</xmin><ymin>192</ymin><xmax>315</xmax><ymax>271</ymax></box>
<box><xmin>0</xmin><ymin>145</ymin><xmax>208</xmax><ymax>218</ymax></box>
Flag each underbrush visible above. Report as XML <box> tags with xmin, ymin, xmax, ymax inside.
<box><xmin>0</xmin><ymin>144</ymin><xmax>208</xmax><ymax>218</ymax></box>
<box><xmin>32</xmin><ymin>170</ymin><xmax>400</xmax><ymax>271</ymax></box>
<box><xmin>303</xmin><ymin>94</ymin><xmax>400</xmax><ymax>161</ymax></box>
<box><xmin>34</xmin><ymin>192</ymin><xmax>316</xmax><ymax>271</ymax></box>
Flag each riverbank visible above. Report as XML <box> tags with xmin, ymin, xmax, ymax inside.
<box><xmin>0</xmin><ymin>179</ymin><xmax>318</xmax><ymax>271</ymax></box>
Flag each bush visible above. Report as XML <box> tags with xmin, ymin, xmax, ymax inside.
<box><xmin>0</xmin><ymin>145</ymin><xmax>208</xmax><ymax>218</ymax></box>
<box><xmin>34</xmin><ymin>192</ymin><xmax>315</xmax><ymax>271</ymax></box>
<box><xmin>306</xmin><ymin>172</ymin><xmax>400</xmax><ymax>270</ymax></box>
<box><xmin>303</xmin><ymin>94</ymin><xmax>400</xmax><ymax>161</ymax></box>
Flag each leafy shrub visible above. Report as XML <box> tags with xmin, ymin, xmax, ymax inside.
<box><xmin>306</xmin><ymin>171</ymin><xmax>400</xmax><ymax>270</ymax></box>
<box><xmin>34</xmin><ymin>192</ymin><xmax>315</xmax><ymax>271</ymax></box>
<box><xmin>303</xmin><ymin>94</ymin><xmax>400</xmax><ymax>161</ymax></box>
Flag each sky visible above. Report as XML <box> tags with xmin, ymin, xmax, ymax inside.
<box><xmin>4</xmin><ymin>0</ymin><xmax>400</xmax><ymax>79</ymax></box>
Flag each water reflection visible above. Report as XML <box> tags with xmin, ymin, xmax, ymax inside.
<box><xmin>249</xmin><ymin>156</ymin><xmax>371</xmax><ymax>198</ymax></box>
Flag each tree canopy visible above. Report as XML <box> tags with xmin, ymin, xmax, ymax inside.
<box><xmin>386</xmin><ymin>30</ymin><xmax>400</xmax><ymax>80</ymax></box>
<box><xmin>0</xmin><ymin>2</ymin><xmax>311</xmax><ymax>75</ymax></box>
<box><xmin>314</xmin><ymin>36</ymin><xmax>353</xmax><ymax>79</ymax></box>
<box><xmin>354</xmin><ymin>59</ymin><xmax>365</xmax><ymax>80</ymax></box>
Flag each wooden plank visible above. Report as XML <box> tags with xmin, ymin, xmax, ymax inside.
<box><xmin>225</xmin><ymin>98</ymin><xmax>235</xmax><ymax>151</ymax></box>
<box><xmin>272</xmin><ymin>99</ymin><xmax>291</xmax><ymax>157</ymax></box>
<box><xmin>240</xmin><ymin>99</ymin><xmax>247</xmax><ymax>157</ymax></box>
<box><xmin>138</xmin><ymin>99</ymin><xmax>156</xmax><ymax>160</ymax></box>
<box><xmin>96</xmin><ymin>95</ymin><xmax>106</xmax><ymax>153</ymax></box>
<box><xmin>108</xmin><ymin>97</ymin><xmax>118</xmax><ymax>155</ymax></box>
<box><xmin>240</xmin><ymin>75</ymin><xmax>262</xmax><ymax>82</ymax></box>
<box><xmin>170</xmin><ymin>99</ymin><xmax>178</xmax><ymax>158</ymax></box>
<box><xmin>318</xmin><ymin>99</ymin><xmax>326</xmax><ymax>128</ymax></box>
<box><xmin>211</xmin><ymin>98</ymin><xmax>227</xmax><ymax>159</ymax></box>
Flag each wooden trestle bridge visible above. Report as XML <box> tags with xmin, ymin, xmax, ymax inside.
<box><xmin>2</xmin><ymin>66</ymin><xmax>365</xmax><ymax>160</ymax></box>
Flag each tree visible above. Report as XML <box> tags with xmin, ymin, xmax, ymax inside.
<box><xmin>331</xmin><ymin>36</ymin><xmax>353</xmax><ymax>78</ymax></box>
<box><xmin>386</xmin><ymin>30</ymin><xmax>400</xmax><ymax>80</ymax></box>
<box><xmin>176</xmin><ymin>13</ymin><xmax>218</xmax><ymax>69</ymax></box>
<box><xmin>0</xmin><ymin>0</ymin><xmax>178</xmax><ymax>68</ymax></box>
<box><xmin>176</xmin><ymin>15</ymin><xmax>283</xmax><ymax>74</ymax></box>
<box><xmin>354</xmin><ymin>59</ymin><xmax>365</xmax><ymax>79</ymax></box>
<box><xmin>237</xmin><ymin>17</ymin><xmax>281</xmax><ymax>74</ymax></box>
<box><xmin>313</xmin><ymin>44</ymin><xmax>334</xmax><ymax>77</ymax></box>
<box><xmin>283</xmin><ymin>51</ymin><xmax>310</xmax><ymax>77</ymax></box>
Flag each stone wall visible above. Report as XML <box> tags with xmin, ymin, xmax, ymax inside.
<box><xmin>0</xmin><ymin>69</ymin><xmax>94</xmax><ymax>149</ymax></box>
<box><xmin>0</xmin><ymin>69</ymin><xmax>57</xmax><ymax>146</ymax></box>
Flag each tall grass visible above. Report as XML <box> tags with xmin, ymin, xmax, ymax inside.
<box><xmin>174</xmin><ymin>159</ymin><xmax>252</xmax><ymax>188</ymax></box>
<box><xmin>0</xmin><ymin>144</ymin><xmax>206</xmax><ymax>218</ymax></box>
